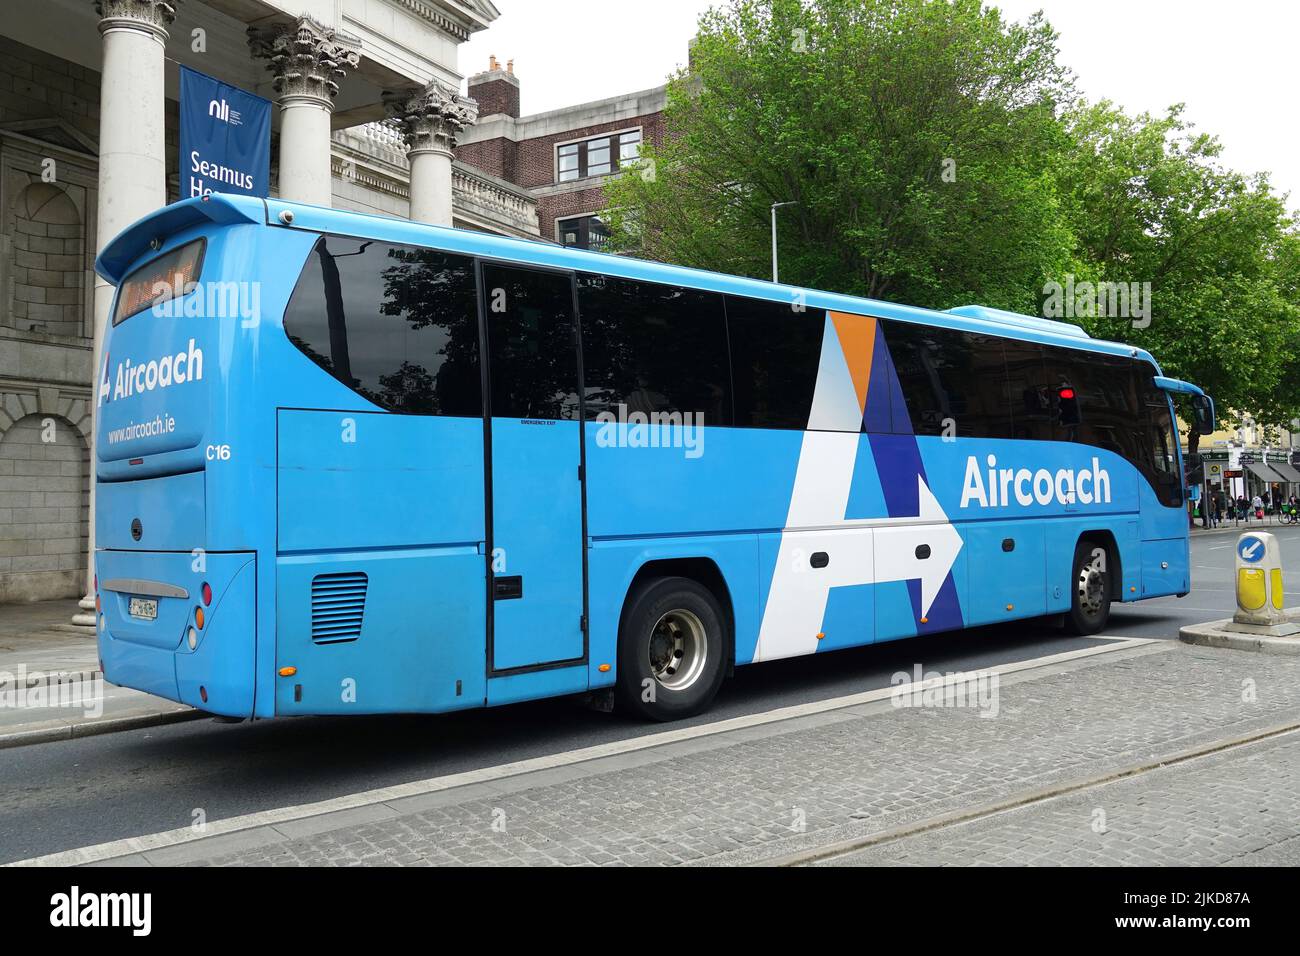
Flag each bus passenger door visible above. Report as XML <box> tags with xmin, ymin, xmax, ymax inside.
<box><xmin>482</xmin><ymin>263</ymin><xmax>587</xmax><ymax>672</ymax></box>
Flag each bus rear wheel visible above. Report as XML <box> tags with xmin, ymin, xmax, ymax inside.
<box><xmin>616</xmin><ymin>577</ymin><xmax>727</xmax><ymax>721</ymax></box>
<box><xmin>1065</xmin><ymin>539</ymin><xmax>1111</xmax><ymax>635</ymax></box>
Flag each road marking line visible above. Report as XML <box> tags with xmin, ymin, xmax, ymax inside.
<box><xmin>7</xmin><ymin>637</ymin><xmax>1159</xmax><ymax>867</ymax></box>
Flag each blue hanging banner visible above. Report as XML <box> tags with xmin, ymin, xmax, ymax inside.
<box><xmin>178</xmin><ymin>65</ymin><xmax>271</xmax><ymax>200</ymax></box>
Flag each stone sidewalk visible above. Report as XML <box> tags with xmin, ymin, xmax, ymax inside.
<box><xmin>826</xmin><ymin>728</ymin><xmax>1300</xmax><ymax>866</ymax></box>
<box><xmin>0</xmin><ymin>599</ymin><xmax>96</xmax><ymax>680</ymax></box>
<box><xmin>0</xmin><ymin>598</ymin><xmax>194</xmax><ymax>747</ymax></box>
<box><xmin>57</xmin><ymin>638</ymin><xmax>1300</xmax><ymax>867</ymax></box>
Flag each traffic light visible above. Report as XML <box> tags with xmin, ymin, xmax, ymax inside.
<box><xmin>1056</xmin><ymin>384</ymin><xmax>1081</xmax><ymax>428</ymax></box>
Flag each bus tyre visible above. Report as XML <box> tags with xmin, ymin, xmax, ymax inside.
<box><xmin>616</xmin><ymin>577</ymin><xmax>727</xmax><ymax>721</ymax></box>
<box><xmin>1065</xmin><ymin>539</ymin><xmax>1111</xmax><ymax>635</ymax></box>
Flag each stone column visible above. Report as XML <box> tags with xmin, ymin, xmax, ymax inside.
<box><xmin>249</xmin><ymin>16</ymin><xmax>361</xmax><ymax>206</ymax></box>
<box><xmin>76</xmin><ymin>0</ymin><xmax>175</xmax><ymax>629</ymax></box>
<box><xmin>386</xmin><ymin>82</ymin><xmax>477</xmax><ymax>225</ymax></box>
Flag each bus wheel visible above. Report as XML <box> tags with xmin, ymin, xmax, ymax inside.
<box><xmin>616</xmin><ymin>577</ymin><xmax>727</xmax><ymax>721</ymax></box>
<box><xmin>1065</xmin><ymin>539</ymin><xmax>1111</xmax><ymax>635</ymax></box>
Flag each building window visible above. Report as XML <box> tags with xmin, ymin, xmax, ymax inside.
<box><xmin>556</xmin><ymin>129</ymin><xmax>642</xmax><ymax>182</ymax></box>
<box><xmin>558</xmin><ymin>214</ymin><xmax>611</xmax><ymax>251</ymax></box>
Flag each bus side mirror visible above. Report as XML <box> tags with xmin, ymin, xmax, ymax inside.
<box><xmin>1191</xmin><ymin>394</ymin><xmax>1215</xmax><ymax>434</ymax></box>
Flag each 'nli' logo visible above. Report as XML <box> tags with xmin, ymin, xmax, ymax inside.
<box><xmin>208</xmin><ymin>97</ymin><xmax>242</xmax><ymax>126</ymax></box>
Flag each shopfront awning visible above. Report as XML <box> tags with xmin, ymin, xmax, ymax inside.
<box><xmin>1245</xmin><ymin>461</ymin><xmax>1287</xmax><ymax>483</ymax></box>
<box><xmin>1269</xmin><ymin>461</ymin><xmax>1300</xmax><ymax>484</ymax></box>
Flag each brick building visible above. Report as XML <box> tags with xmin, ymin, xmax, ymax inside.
<box><xmin>455</xmin><ymin>58</ymin><xmax>666</xmax><ymax>249</ymax></box>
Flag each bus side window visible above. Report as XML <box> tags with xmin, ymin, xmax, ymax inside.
<box><xmin>282</xmin><ymin>237</ymin><xmax>482</xmax><ymax>417</ymax></box>
<box><xmin>724</xmin><ymin>294</ymin><xmax>824</xmax><ymax>430</ymax></box>
<box><xmin>884</xmin><ymin>321</ymin><xmax>946</xmax><ymax>436</ymax></box>
<box><xmin>578</xmin><ymin>274</ymin><xmax>732</xmax><ymax>427</ymax></box>
<box><xmin>884</xmin><ymin>322</ymin><xmax>1012</xmax><ymax>441</ymax></box>
<box><xmin>1002</xmin><ymin>340</ymin><xmax>1055</xmax><ymax>442</ymax></box>
<box><xmin>481</xmin><ymin>264</ymin><xmax>580</xmax><ymax>421</ymax></box>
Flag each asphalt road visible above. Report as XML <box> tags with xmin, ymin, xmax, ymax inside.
<box><xmin>1</xmin><ymin>523</ymin><xmax>1296</xmax><ymax>864</ymax></box>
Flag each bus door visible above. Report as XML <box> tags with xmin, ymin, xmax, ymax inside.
<box><xmin>481</xmin><ymin>262</ymin><xmax>587</xmax><ymax>672</ymax></box>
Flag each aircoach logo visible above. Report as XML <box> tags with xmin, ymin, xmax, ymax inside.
<box><xmin>98</xmin><ymin>339</ymin><xmax>203</xmax><ymax>407</ymax></box>
<box><xmin>208</xmin><ymin>97</ymin><xmax>242</xmax><ymax>126</ymax></box>
<box><xmin>960</xmin><ymin>454</ymin><xmax>1111</xmax><ymax>509</ymax></box>
<box><xmin>50</xmin><ymin>886</ymin><xmax>151</xmax><ymax>936</ymax></box>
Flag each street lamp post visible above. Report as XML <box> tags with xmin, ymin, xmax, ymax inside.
<box><xmin>771</xmin><ymin>201</ymin><xmax>797</xmax><ymax>282</ymax></box>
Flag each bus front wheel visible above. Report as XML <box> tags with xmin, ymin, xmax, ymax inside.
<box><xmin>616</xmin><ymin>577</ymin><xmax>727</xmax><ymax>721</ymax></box>
<box><xmin>1065</xmin><ymin>539</ymin><xmax>1112</xmax><ymax>635</ymax></box>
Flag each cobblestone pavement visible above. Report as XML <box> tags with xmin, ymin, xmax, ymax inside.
<box><xmin>827</xmin><ymin>728</ymin><xmax>1300</xmax><ymax>866</ymax></box>
<box><xmin>147</xmin><ymin>641</ymin><xmax>1300</xmax><ymax>867</ymax></box>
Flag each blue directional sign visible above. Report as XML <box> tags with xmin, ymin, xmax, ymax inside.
<box><xmin>1238</xmin><ymin>535</ymin><xmax>1265</xmax><ymax>563</ymax></box>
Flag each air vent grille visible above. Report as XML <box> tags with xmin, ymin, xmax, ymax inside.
<box><xmin>311</xmin><ymin>572</ymin><xmax>367</xmax><ymax>644</ymax></box>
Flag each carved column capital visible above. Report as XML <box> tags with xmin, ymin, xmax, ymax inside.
<box><xmin>248</xmin><ymin>15</ymin><xmax>362</xmax><ymax>109</ymax></box>
<box><xmin>94</xmin><ymin>0</ymin><xmax>176</xmax><ymax>42</ymax></box>
<box><xmin>385</xmin><ymin>81</ymin><xmax>478</xmax><ymax>157</ymax></box>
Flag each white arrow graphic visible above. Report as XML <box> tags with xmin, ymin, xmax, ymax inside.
<box><xmin>1241</xmin><ymin>539</ymin><xmax>1262</xmax><ymax>560</ymax></box>
<box><xmin>753</xmin><ymin>431</ymin><xmax>963</xmax><ymax>662</ymax></box>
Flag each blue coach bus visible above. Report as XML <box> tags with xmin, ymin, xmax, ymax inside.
<box><xmin>91</xmin><ymin>193</ymin><xmax>1214</xmax><ymax>721</ymax></box>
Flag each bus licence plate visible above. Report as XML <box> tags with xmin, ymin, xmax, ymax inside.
<box><xmin>128</xmin><ymin>597</ymin><xmax>158</xmax><ymax>620</ymax></box>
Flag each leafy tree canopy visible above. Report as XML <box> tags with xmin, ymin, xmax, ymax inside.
<box><xmin>605</xmin><ymin>0</ymin><xmax>1300</xmax><ymax>429</ymax></box>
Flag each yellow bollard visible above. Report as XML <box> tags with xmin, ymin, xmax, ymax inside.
<box><xmin>1233</xmin><ymin>532</ymin><xmax>1286</xmax><ymax>627</ymax></box>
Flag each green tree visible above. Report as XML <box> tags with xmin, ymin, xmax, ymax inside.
<box><xmin>606</xmin><ymin>0</ymin><xmax>1079</xmax><ymax>310</ymax></box>
<box><xmin>606</xmin><ymin>0</ymin><xmax>1300</xmax><ymax>428</ymax></box>
<box><xmin>1058</xmin><ymin>101</ymin><xmax>1300</xmax><ymax>430</ymax></box>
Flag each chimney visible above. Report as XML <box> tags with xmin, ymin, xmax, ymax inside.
<box><xmin>467</xmin><ymin>56</ymin><xmax>520</xmax><ymax>119</ymax></box>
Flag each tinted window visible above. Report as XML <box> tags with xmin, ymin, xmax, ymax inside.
<box><xmin>1045</xmin><ymin>350</ymin><xmax>1143</xmax><ymax>460</ymax></box>
<box><xmin>1139</xmin><ymin>370</ymin><xmax>1183</xmax><ymax>507</ymax></box>
<box><xmin>483</xmin><ymin>264</ymin><xmax>580</xmax><ymax>420</ymax></box>
<box><xmin>1003</xmin><ymin>341</ymin><xmax>1056</xmax><ymax>441</ymax></box>
<box><xmin>283</xmin><ymin>237</ymin><xmax>481</xmax><ymax>416</ymax></box>
<box><xmin>884</xmin><ymin>322</ymin><xmax>1013</xmax><ymax>439</ymax></box>
<box><xmin>578</xmin><ymin>274</ymin><xmax>731</xmax><ymax>426</ymax></box>
<box><xmin>726</xmin><ymin>295</ymin><xmax>824</xmax><ymax>429</ymax></box>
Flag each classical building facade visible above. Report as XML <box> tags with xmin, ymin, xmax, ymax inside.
<box><xmin>0</xmin><ymin>0</ymin><xmax>551</xmax><ymax>607</ymax></box>
<box><xmin>0</xmin><ymin>1</ymin><xmax>673</xmax><ymax>608</ymax></box>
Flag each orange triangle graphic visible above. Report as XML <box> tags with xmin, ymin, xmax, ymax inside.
<box><xmin>830</xmin><ymin>311</ymin><xmax>876</xmax><ymax>416</ymax></box>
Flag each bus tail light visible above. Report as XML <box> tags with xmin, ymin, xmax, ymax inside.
<box><xmin>194</xmin><ymin>606</ymin><xmax>205</xmax><ymax>630</ymax></box>
<box><xmin>201</xmin><ymin>582</ymin><xmax>212</xmax><ymax>606</ymax></box>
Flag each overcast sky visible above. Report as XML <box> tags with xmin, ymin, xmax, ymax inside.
<box><xmin>461</xmin><ymin>0</ymin><xmax>1297</xmax><ymax>211</ymax></box>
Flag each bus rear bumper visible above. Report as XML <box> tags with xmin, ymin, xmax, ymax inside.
<box><xmin>95</xmin><ymin>551</ymin><xmax>257</xmax><ymax>718</ymax></box>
